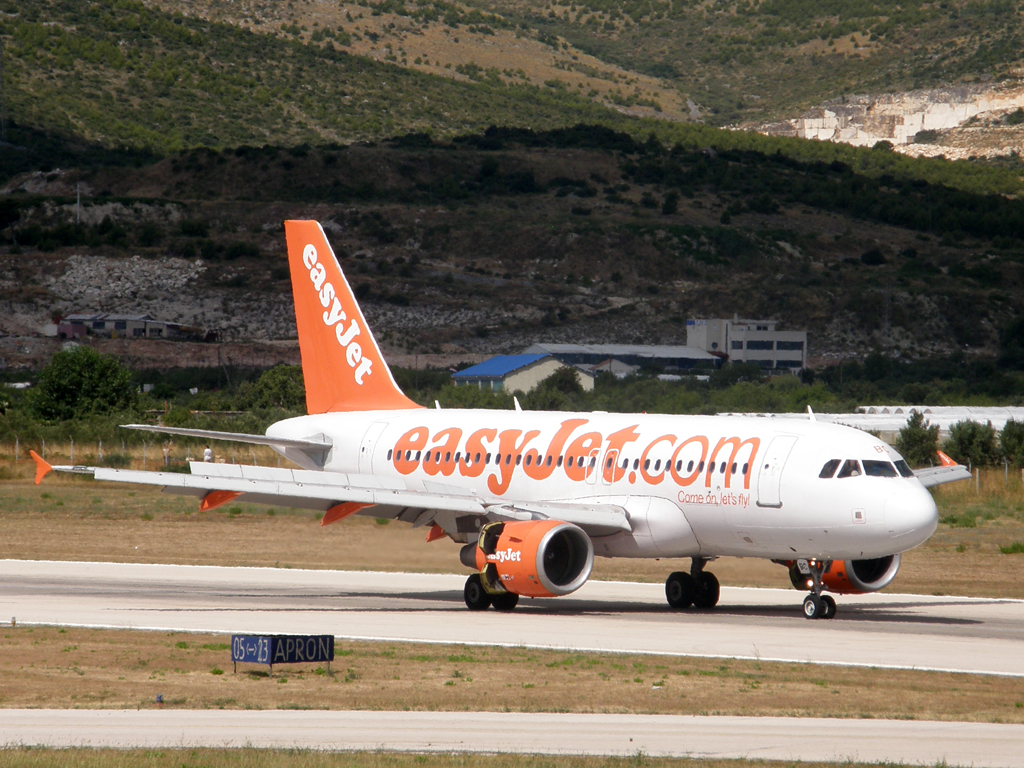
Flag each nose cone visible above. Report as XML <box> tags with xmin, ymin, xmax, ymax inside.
<box><xmin>885</xmin><ymin>484</ymin><xmax>939</xmax><ymax>550</ymax></box>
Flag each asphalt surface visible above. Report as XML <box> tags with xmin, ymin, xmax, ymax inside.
<box><xmin>3</xmin><ymin>559</ymin><xmax>1024</xmax><ymax>676</ymax></box>
<box><xmin>3</xmin><ymin>710</ymin><xmax>1024</xmax><ymax>766</ymax></box>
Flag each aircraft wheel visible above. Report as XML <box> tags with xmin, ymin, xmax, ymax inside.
<box><xmin>803</xmin><ymin>594</ymin><xmax>822</xmax><ymax>620</ymax></box>
<box><xmin>692</xmin><ymin>571</ymin><xmax>720</xmax><ymax>609</ymax></box>
<box><xmin>491</xmin><ymin>591</ymin><xmax>520</xmax><ymax>612</ymax></box>
<box><xmin>464</xmin><ymin>574</ymin><xmax>492</xmax><ymax>611</ymax></box>
<box><xmin>665</xmin><ymin>571</ymin><xmax>696</xmax><ymax>609</ymax></box>
<box><xmin>821</xmin><ymin>594</ymin><xmax>837</xmax><ymax>620</ymax></box>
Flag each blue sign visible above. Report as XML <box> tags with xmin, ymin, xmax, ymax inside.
<box><xmin>231</xmin><ymin>635</ymin><xmax>334</xmax><ymax>668</ymax></box>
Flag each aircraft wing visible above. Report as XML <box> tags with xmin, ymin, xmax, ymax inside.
<box><xmin>31</xmin><ymin>454</ymin><xmax>632</xmax><ymax>539</ymax></box>
<box><xmin>913</xmin><ymin>450</ymin><xmax>972</xmax><ymax>488</ymax></box>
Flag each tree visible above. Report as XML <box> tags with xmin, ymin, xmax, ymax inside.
<box><xmin>31</xmin><ymin>346</ymin><xmax>137</xmax><ymax>421</ymax></box>
<box><xmin>1001</xmin><ymin>419</ymin><xmax>1024</xmax><ymax>467</ymax></box>
<box><xmin>942</xmin><ymin>420</ymin><xmax>1001</xmax><ymax>467</ymax></box>
<box><xmin>539</xmin><ymin>365</ymin><xmax>585</xmax><ymax>395</ymax></box>
<box><xmin>236</xmin><ymin>365</ymin><xmax>306</xmax><ymax>411</ymax></box>
<box><xmin>894</xmin><ymin>410</ymin><xmax>939</xmax><ymax>467</ymax></box>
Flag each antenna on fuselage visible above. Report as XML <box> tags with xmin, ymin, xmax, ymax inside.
<box><xmin>435</xmin><ymin>400</ymin><xmax>441</xmax><ymax>409</ymax></box>
<box><xmin>807</xmin><ymin>405</ymin><xmax>817</xmax><ymax>422</ymax></box>
<box><xmin>514</xmin><ymin>396</ymin><xmax>522</xmax><ymax>412</ymax></box>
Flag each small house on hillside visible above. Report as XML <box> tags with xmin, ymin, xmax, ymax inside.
<box><xmin>57</xmin><ymin>313</ymin><xmax>187</xmax><ymax>340</ymax></box>
<box><xmin>452</xmin><ymin>354</ymin><xmax>595</xmax><ymax>393</ymax></box>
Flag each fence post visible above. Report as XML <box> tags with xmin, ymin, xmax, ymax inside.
<box><xmin>42</xmin><ymin>438</ymin><xmax>45</xmax><ymax>459</ymax></box>
<box><xmin>143</xmin><ymin>442</ymin><xmax>146</xmax><ymax>471</ymax></box>
<box><xmin>70</xmin><ymin>438</ymin><xmax>74</xmax><ymax>465</ymax></box>
<box><xmin>975</xmin><ymin>468</ymin><xmax>980</xmax><ymax>494</ymax></box>
<box><xmin>14</xmin><ymin>436</ymin><xmax>18</xmax><ymax>462</ymax></box>
<box><xmin>98</xmin><ymin>439</ymin><xmax>103</xmax><ymax>462</ymax></box>
<box><xmin>232</xmin><ymin>446</ymin><xmax>235</xmax><ymax>464</ymax></box>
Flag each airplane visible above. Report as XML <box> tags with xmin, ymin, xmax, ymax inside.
<box><xmin>31</xmin><ymin>220</ymin><xmax>972</xmax><ymax>620</ymax></box>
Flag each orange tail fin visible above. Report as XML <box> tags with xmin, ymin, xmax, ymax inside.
<box><xmin>284</xmin><ymin>220</ymin><xmax>422</xmax><ymax>414</ymax></box>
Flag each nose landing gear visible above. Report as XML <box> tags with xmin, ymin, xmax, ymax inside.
<box><xmin>665</xmin><ymin>557</ymin><xmax>720</xmax><ymax>610</ymax></box>
<box><xmin>797</xmin><ymin>559</ymin><xmax>837</xmax><ymax>620</ymax></box>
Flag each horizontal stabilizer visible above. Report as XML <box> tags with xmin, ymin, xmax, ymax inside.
<box><xmin>914</xmin><ymin>463</ymin><xmax>973</xmax><ymax>488</ymax></box>
<box><xmin>121</xmin><ymin>424</ymin><xmax>331</xmax><ymax>451</ymax></box>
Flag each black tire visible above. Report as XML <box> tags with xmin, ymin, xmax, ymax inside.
<box><xmin>464</xmin><ymin>574</ymin><xmax>492</xmax><ymax>611</ymax></box>
<box><xmin>665</xmin><ymin>571</ymin><xmax>696</xmax><ymax>609</ymax></box>
<box><xmin>821</xmin><ymin>594</ymin><xmax>837</xmax><ymax>620</ymax></box>
<box><xmin>491</xmin><ymin>591</ymin><xmax>520</xmax><ymax>612</ymax></box>
<box><xmin>803</xmin><ymin>594</ymin><xmax>822</xmax><ymax>620</ymax></box>
<box><xmin>692</xmin><ymin>571</ymin><xmax>720</xmax><ymax>609</ymax></box>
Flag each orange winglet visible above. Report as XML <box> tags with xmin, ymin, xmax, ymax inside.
<box><xmin>936</xmin><ymin>450</ymin><xmax>957</xmax><ymax>467</ymax></box>
<box><xmin>321</xmin><ymin>502</ymin><xmax>373</xmax><ymax>527</ymax></box>
<box><xmin>425</xmin><ymin>523</ymin><xmax>446</xmax><ymax>543</ymax></box>
<box><xmin>200</xmin><ymin>490</ymin><xmax>242</xmax><ymax>512</ymax></box>
<box><xmin>29</xmin><ymin>450</ymin><xmax>52</xmax><ymax>485</ymax></box>
<box><xmin>284</xmin><ymin>220</ymin><xmax>423</xmax><ymax>414</ymax></box>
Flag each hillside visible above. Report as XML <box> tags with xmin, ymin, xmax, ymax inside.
<box><xmin>2</xmin><ymin>127</ymin><xmax>1023</xmax><ymax>372</ymax></box>
<box><xmin>142</xmin><ymin>0</ymin><xmax>1024</xmax><ymax>128</ymax></box>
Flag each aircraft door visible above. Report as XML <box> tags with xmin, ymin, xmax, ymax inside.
<box><xmin>601</xmin><ymin>449</ymin><xmax>619</xmax><ymax>486</ymax></box>
<box><xmin>358</xmin><ymin>421</ymin><xmax>389</xmax><ymax>474</ymax></box>
<box><xmin>756</xmin><ymin>435</ymin><xmax>798</xmax><ymax>508</ymax></box>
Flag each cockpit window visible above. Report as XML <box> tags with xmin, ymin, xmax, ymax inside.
<box><xmin>894</xmin><ymin>459</ymin><xmax>915</xmax><ymax>478</ymax></box>
<box><xmin>863</xmin><ymin>460</ymin><xmax>899</xmax><ymax>478</ymax></box>
<box><xmin>836</xmin><ymin>460</ymin><xmax>861</xmax><ymax>479</ymax></box>
<box><xmin>819</xmin><ymin>459</ymin><xmax>841</xmax><ymax>479</ymax></box>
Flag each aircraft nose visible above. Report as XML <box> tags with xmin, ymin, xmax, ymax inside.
<box><xmin>885</xmin><ymin>484</ymin><xmax>938</xmax><ymax>549</ymax></box>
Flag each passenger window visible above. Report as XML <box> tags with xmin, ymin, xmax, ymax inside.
<box><xmin>387</xmin><ymin>449</ymin><xmax>393</xmax><ymax>461</ymax></box>
<box><xmin>505</xmin><ymin>454</ymin><xmax>512</xmax><ymax>466</ymax></box>
<box><xmin>819</xmin><ymin>459</ymin><xmax>841</xmax><ymax>479</ymax></box>
<box><xmin>633</xmin><ymin>459</ymin><xmax>639</xmax><ymax>470</ymax></box>
<box><xmin>731</xmin><ymin>463</ymin><xmax>737</xmax><ymax>474</ymax></box>
<box><xmin>687</xmin><ymin>460</ymin><xmax>694</xmax><ymax>473</ymax></box>
<box><xmin>654</xmin><ymin>459</ymin><xmax>661</xmax><ymax>472</ymax></box>
<box><xmin>589</xmin><ymin>457</ymin><xmax>596</xmax><ymax>468</ymax></box>
<box><xmin>557</xmin><ymin>456</ymin><xmax>564</xmax><ymax>467</ymax></box>
<box><xmin>485</xmin><ymin>453</ymin><xmax>492</xmax><ymax>464</ymax></box>
<box><xmin>546</xmin><ymin>455</ymin><xmax>553</xmax><ymax>467</ymax></box>
<box><xmin>863</xmin><ymin>460</ymin><xmax>898</xmax><ymax>478</ymax></box>
<box><xmin>894</xmin><ymin>459</ymin><xmax>914</xmax><ymax>478</ymax></box>
<box><xmin>475</xmin><ymin>452</ymin><xmax>482</xmax><ymax>463</ymax></box>
<box><xmin>836</xmin><ymin>460</ymin><xmax>861</xmax><ymax>479</ymax></box>
<box><xmin>698</xmin><ymin>461</ymin><xmax>704</xmax><ymax>472</ymax></box>
<box><xmin>742</xmin><ymin>462</ymin><xmax>748</xmax><ymax>474</ymax></box>
<box><xmin>525</xmin><ymin>455</ymin><xmax>533</xmax><ymax>466</ymax></box>
<box><xmin>719</xmin><ymin>462</ymin><xmax>727</xmax><ymax>473</ymax></box>
<box><xmin>495</xmin><ymin>453</ymin><xmax>502</xmax><ymax>465</ymax></box>
<box><xmin>445</xmin><ymin>452</ymin><xmax>451</xmax><ymax>462</ymax></box>
<box><xmin>644</xmin><ymin>459</ymin><xmax>651</xmax><ymax>471</ymax></box>
<box><xmin>606</xmin><ymin>457</ymin><xmax>613</xmax><ymax>469</ymax></box>
<box><xmin>515</xmin><ymin>455</ymin><xmax>522</xmax><ymax>466</ymax></box>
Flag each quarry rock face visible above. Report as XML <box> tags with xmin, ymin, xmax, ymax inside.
<box><xmin>754</xmin><ymin>82</ymin><xmax>1024</xmax><ymax>158</ymax></box>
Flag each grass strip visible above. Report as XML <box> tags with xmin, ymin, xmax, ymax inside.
<box><xmin>1</xmin><ymin>627</ymin><xmax>1022</xmax><ymax>723</ymax></box>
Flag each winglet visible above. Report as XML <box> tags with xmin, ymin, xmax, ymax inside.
<box><xmin>29</xmin><ymin>450</ymin><xmax>52</xmax><ymax>485</ymax></box>
<box><xmin>807</xmin><ymin>405</ymin><xmax>816</xmax><ymax>422</ymax></box>
<box><xmin>284</xmin><ymin>220</ymin><xmax>422</xmax><ymax>414</ymax></box>
<box><xmin>936</xmin><ymin>450</ymin><xmax>957</xmax><ymax>467</ymax></box>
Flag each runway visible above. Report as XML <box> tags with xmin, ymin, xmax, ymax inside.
<box><xmin>3</xmin><ymin>559</ymin><xmax>1024</xmax><ymax>677</ymax></box>
<box><xmin>3</xmin><ymin>709</ymin><xmax>1024</xmax><ymax>767</ymax></box>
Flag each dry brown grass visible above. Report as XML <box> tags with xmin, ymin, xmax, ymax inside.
<box><xmin>2</xmin><ymin>626</ymin><xmax>1022</xmax><ymax>723</ymax></box>
<box><xmin>2</xmin><ymin>459</ymin><xmax>1024</xmax><ymax>597</ymax></box>
<box><xmin>0</xmin><ymin>749</ymin><xmax>889</xmax><ymax>768</ymax></box>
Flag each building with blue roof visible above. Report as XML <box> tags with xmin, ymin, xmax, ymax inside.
<box><xmin>452</xmin><ymin>354</ymin><xmax>595</xmax><ymax>393</ymax></box>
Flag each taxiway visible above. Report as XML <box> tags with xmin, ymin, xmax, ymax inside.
<box><xmin>2</xmin><ymin>559</ymin><xmax>1023</xmax><ymax>676</ymax></box>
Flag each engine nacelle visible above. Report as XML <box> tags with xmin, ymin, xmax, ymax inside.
<box><xmin>461</xmin><ymin>520</ymin><xmax>594</xmax><ymax>598</ymax></box>
<box><xmin>787</xmin><ymin>555</ymin><xmax>902</xmax><ymax>594</ymax></box>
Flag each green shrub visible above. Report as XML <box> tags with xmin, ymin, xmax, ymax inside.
<box><xmin>895</xmin><ymin>410</ymin><xmax>940</xmax><ymax>468</ymax></box>
<box><xmin>942</xmin><ymin>420</ymin><xmax>1001</xmax><ymax>467</ymax></box>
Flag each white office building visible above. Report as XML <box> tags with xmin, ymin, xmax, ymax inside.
<box><xmin>687</xmin><ymin>317</ymin><xmax>807</xmax><ymax>371</ymax></box>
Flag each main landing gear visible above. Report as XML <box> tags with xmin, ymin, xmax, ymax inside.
<box><xmin>665</xmin><ymin>558</ymin><xmax>720</xmax><ymax>610</ymax></box>
<box><xmin>797</xmin><ymin>559</ymin><xmax>837</xmax><ymax>620</ymax></box>
<box><xmin>463</xmin><ymin>573</ymin><xmax>520</xmax><ymax>612</ymax></box>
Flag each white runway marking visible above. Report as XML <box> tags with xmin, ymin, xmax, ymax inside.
<box><xmin>2</xmin><ymin>710</ymin><xmax>1024</xmax><ymax>767</ymax></box>
<box><xmin>3</xmin><ymin>560</ymin><xmax>1024</xmax><ymax>677</ymax></box>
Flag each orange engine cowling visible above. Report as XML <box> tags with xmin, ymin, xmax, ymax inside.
<box><xmin>467</xmin><ymin>520</ymin><xmax>594</xmax><ymax>598</ymax></box>
<box><xmin>787</xmin><ymin>555</ymin><xmax>902</xmax><ymax>594</ymax></box>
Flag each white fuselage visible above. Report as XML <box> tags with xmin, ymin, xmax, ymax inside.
<box><xmin>267</xmin><ymin>409</ymin><xmax>938</xmax><ymax>562</ymax></box>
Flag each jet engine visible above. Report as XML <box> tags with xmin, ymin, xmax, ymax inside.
<box><xmin>460</xmin><ymin>520</ymin><xmax>593</xmax><ymax>598</ymax></box>
<box><xmin>788</xmin><ymin>555</ymin><xmax>902</xmax><ymax>594</ymax></box>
